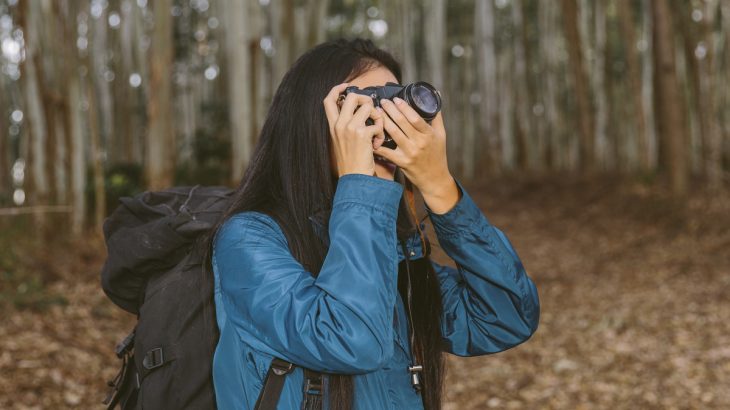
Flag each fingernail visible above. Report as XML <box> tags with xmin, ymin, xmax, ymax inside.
<box><xmin>381</xmin><ymin>99</ymin><xmax>392</xmax><ymax>105</ymax></box>
<box><xmin>394</xmin><ymin>97</ymin><xmax>404</xmax><ymax>105</ymax></box>
<box><xmin>376</xmin><ymin>107</ymin><xmax>384</xmax><ymax>112</ymax></box>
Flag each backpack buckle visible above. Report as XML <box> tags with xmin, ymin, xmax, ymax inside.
<box><xmin>270</xmin><ymin>358</ymin><xmax>295</xmax><ymax>376</ymax></box>
<box><xmin>303</xmin><ymin>376</ymin><xmax>322</xmax><ymax>396</ymax></box>
<box><xmin>142</xmin><ymin>347</ymin><xmax>165</xmax><ymax>370</ymax></box>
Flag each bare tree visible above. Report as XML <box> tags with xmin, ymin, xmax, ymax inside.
<box><xmin>146</xmin><ymin>0</ymin><xmax>176</xmax><ymax>190</ymax></box>
<box><xmin>475</xmin><ymin>0</ymin><xmax>499</xmax><ymax>174</ymax></box>
<box><xmin>561</xmin><ymin>0</ymin><xmax>595</xmax><ymax>171</ymax></box>
<box><xmin>652</xmin><ymin>0</ymin><xmax>689</xmax><ymax>195</ymax></box>
<box><xmin>223</xmin><ymin>0</ymin><xmax>253</xmax><ymax>183</ymax></box>
<box><xmin>617</xmin><ymin>0</ymin><xmax>650</xmax><ymax>171</ymax></box>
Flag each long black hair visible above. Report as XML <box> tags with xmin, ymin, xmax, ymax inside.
<box><xmin>202</xmin><ymin>38</ymin><xmax>445</xmax><ymax>410</ymax></box>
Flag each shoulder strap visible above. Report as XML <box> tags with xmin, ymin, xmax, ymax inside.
<box><xmin>301</xmin><ymin>369</ymin><xmax>323</xmax><ymax>410</ymax></box>
<box><xmin>254</xmin><ymin>358</ymin><xmax>295</xmax><ymax>410</ymax></box>
<box><xmin>254</xmin><ymin>358</ymin><xmax>325</xmax><ymax>410</ymax></box>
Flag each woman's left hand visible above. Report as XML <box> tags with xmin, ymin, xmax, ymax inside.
<box><xmin>373</xmin><ymin>97</ymin><xmax>460</xmax><ymax>213</ymax></box>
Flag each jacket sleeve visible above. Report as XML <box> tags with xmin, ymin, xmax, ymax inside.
<box><xmin>213</xmin><ymin>173</ymin><xmax>403</xmax><ymax>374</ymax></box>
<box><xmin>425</xmin><ymin>178</ymin><xmax>540</xmax><ymax>356</ymax></box>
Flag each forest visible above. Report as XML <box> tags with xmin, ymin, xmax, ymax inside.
<box><xmin>1</xmin><ymin>0</ymin><xmax>729</xmax><ymax>409</ymax></box>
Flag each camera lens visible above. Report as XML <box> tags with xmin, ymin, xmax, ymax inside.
<box><xmin>403</xmin><ymin>82</ymin><xmax>441</xmax><ymax>120</ymax></box>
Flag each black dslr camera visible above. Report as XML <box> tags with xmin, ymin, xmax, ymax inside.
<box><xmin>337</xmin><ymin>81</ymin><xmax>442</xmax><ymax>149</ymax></box>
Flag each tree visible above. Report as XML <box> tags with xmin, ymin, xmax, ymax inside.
<box><xmin>561</xmin><ymin>0</ymin><xmax>595</xmax><ymax>171</ymax></box>
<box><xmin>223</xmin><ymin>0</ymin><xmax>254</xmax><ymax>183</ymax></box>
<box><xmin>146</xmin><ymin>0</ymin><xmax>176</xmax><ymax>190</ymax></box>
<box><xmin>617</xmin><ymin>0</ymin><xmax>650</xmax><ymax>171</ymax></box>
<box><xmin>475</xmin><ymin>0</ymin><xmax>499</xmax><ymax>174</ymax></box>
<box><xmin>651</xmin><ymin>0</ymin><xmax>689</xmax><ymax>195</ymax></box>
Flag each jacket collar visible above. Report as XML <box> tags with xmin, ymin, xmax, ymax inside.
<box><xmin>307</xmin><ymin>207</ymin><xmax>426</xmax><ymax>262</ymax></box>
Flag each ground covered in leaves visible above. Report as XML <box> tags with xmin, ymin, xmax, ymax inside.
<box><xmin>1</xmin><ymin>174</ymin><xmax>728</xmax><ymax>409</ymax></box>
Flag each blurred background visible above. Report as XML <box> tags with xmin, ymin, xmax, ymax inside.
<box><xmin>0</xmin><ymin>0</ymin><xmax>729</xmax><ymax>409</ymax></box>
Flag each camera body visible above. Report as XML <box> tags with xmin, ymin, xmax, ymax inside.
<box><xmin>337</xmin><ymin>81</ymin><xmax>442</xmax><ymax>149</ymax></box>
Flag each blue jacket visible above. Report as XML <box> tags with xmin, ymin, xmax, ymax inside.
<box><xmin>211</xmin><ymin>173</ymin><xmax>540</xmax><ymax>409</ymax></box>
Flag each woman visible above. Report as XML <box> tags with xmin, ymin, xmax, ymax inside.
<box><xmin>203</xmin><ymin>38</ymin><xmax>540</xmax><ymax>410</ymax></box>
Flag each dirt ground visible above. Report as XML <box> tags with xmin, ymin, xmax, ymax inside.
<box><xmin>1</xmin><ymin>174</ymin><xmax>729</xmax><ymax>409</ymax></box>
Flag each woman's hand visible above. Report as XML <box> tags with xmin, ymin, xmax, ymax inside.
<box><xmin>372</xmin><ymin>98</ymin><xmax>460</xmax><ymax>213</ymax></box>
<box><xmin>323</xmin><ymin>83</ymin><xmax>386</xmax><ymax>178</ymax></box>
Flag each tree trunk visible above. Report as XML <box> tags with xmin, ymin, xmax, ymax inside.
<box><xmin>698</xmin><ymin>0</ymin><xmax>723</xmax><ymax>189</ymax></box>
<box><xmin>18</xmin><ymin>0</ymin><xmax>50</xmax><ymax>209</ymax></box>
<box><xmin>87</xmin><ymin>81</ymin><xmax>106</xmax><ymax>231</ymax></box>
<box><xmin>461</xmin><ymin>45</ymin><xmax>476</xmax><ymax>181</ymax></box>
<box><xmin>146</xmin><ymin>0</ymin><xmax>176</xmax><ymax>190</ymax></box>
<box><xmin>652</xmin><ymin>0</ymin><xmax>689</xmax><ymax>195</ymax></box>
<box><xmin>560</xmin><ymin>0</ymin><xmax>595</xmax><ymax>171</ymax></box>
<box><xmin>617</xmin><ymin>0</ymin><xmax>650</xmax><ymax>171</ymax></box>
<box><xmin>641</xmin><ymin>0</ymin><xmax>658</xmax><ymax>169</ymax></box>
<box><xmin>424</xmin><ymin>0</ymin><xmax>445</xmax><ymax>91</ymax></box>
<box><xmin>399</xmin><ymin>0</ymin><xmax>418</xmax><ymax>83</ymax></box>
<box><xmin>271</xmin><ymin>0</ymin><xmax>295</xmax><ymax>87</ymax></box>
<box><xmin>306</xmin><ymin>0</ymin><xmax>329</xmax><ymax>48</ymax></box>
<box><xmin>92</xmin><ymin>2</ymin><xmax>115</xmax><ymax>163</ymax></box>
<box><xmin>224</xmin><ymin>0</ymin><xmax>253</xmax><ymax>183</ymax></box>
<box><xmin>69</xmin><ymin>76</ymin><xmax>86</xmax><ymax>235</ymax></box>
<box><xmin>0</xmin><ymin>74</ymin><xmax>8</xmax><ymax>197</ymax></box>
<box><xmin>512</xmin><ymin>0</ymin><xmax>531</xmax><ymax>170</ymax></box>
<box><xmin>475</xmin><ymin>0</ymin><xmax>499</xmax><ymax>175</ymax></box>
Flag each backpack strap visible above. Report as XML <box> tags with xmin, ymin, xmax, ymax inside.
<box><xmin>137</xmin><ymin>343</ymin><xmax>181</xmax><ymax>382</ymax></box>
<box><xmin>254</xmin><ymin>358</ymin><xmax>295</xmax><ymax>410</ymax></box>
<box><xmin>301</xmin><ymin>369</ymin><xmax>323</xmax><ymax>410</ymax></box>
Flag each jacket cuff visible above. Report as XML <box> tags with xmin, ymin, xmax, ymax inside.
<box><xmin>425</xmin><ymin>178</ymin><xmax>486</xmax><ymax>236</ymax></box>
<box><xmin>333</xmin><ymin>173</ymin><xmax>404</xmax><ymax>219</ymax></box>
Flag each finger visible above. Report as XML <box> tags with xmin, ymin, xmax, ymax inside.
<box><xmin>323</xmin><ymin>83</ymin><xmax>351</xmax><ymax>126</ymax></box>
<box><xmin>380</xmin><ymin>98</ymin><xmax>419</xmax><ymax>138</ymax></box>
<box><xmin>336</xmin><ymin>94</ymin><xmax>374</xmax><ymax>133</ymax></box>
<box><xmin>431</xmin><ymin>111</ymin><xmax>445</xmax><ymax>137</ymax></box>
<box><xmin>373</xmin><ymin>144</ymin><xmax>408</xmax><ymax>167</ymax></box>
<box><xmin>371</xmin><ymin>112</ymin><xmax>385</xmax><ymax>149</ymax></box>
<box><xmin>381</xmin><ymin>109</ymin><xmax>413</xmax><ymax>152</ymax></box>
<box><xmin>349</xmin><ymin>101</ymin><xmax>375</xmax><ymax>129</ymax></box>
<box><xmin>339</xmin><ymin>93</ymin><xmax>375</xmax><ymax>121</ymax></box>
<box><xmin>392</xmin><ymin>97</ymin><xmax>431</xmax><ymax>133</ymax></box>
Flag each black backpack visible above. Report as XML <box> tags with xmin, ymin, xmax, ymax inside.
<box><xmin>100</xmin><ymin>185</ymin><xmax>323</xmax><ymax>409</ymax></box>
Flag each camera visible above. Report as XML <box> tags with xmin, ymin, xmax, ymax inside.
<box><xmin>337</xmin><ymin>81</ymin><xmax>442</xmax><ymax>149</ymax></box>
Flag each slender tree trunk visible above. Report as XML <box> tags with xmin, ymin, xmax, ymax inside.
<box><xmin>18</xmin><ymin>1</ymin><xmax>50</xmax><ymax>207</ymax></box>
<box><xmin>399</xmin><ymin>0</ymin><xmax>417</xmax><ymax>83</ymax></box>
<box><xmin>92</xmin><ymin>3</ymin><xmax>115</xmax><ymax>164</ymax></box>
<box><xmin>424</xmin><ymin>0</ymin><xmax>445</xmax><ymax>91</ymax></box>
<box><xmin>591</xmin><ymin>1</ymin><xmax>610</xmax><ymax>170</ymax></box>
<box><xmin>461</xmin><ymin>46</ymin><xmax>476</xmax><ymax>181</ymax></box>
<box><xmin>617</xmin><ymin>0</ymin><xmax>650</xmax><ymax>171</ymax></box>
<box><xmin>87</xmin><ymin>81</ymin><xmax>106</xmax><ymax>231</ymax></box>
<box><xmin>0</xmin><ymin>74</ymin><xmax>8</xmax><ymax>197</ymax></box>
<box><xmin>561</xmin><ymin>0</ymin><xmax>595</xmax><ymax>171</ymax></box>
<box><xmin>475</xmin><ymin>0</ymin><xmax>499</xmax><ymax>176</ymax></box>
<box><xmin>119</xmin><ymin>0</ymin><xmax>136</xmax><ymax>163</ymax></box>
<box><xmin>641</xmin><ymin>0</ymin><xmax>658</xmax><ymax>169</ymax></box>
<box><xmin>699</xmin><ymin>0</ymin><xmax>723</xmax><ymax>189</ymax></box>
<box><xmin>539</xmin><ymin>1</ymin><xmax>562</xmax><ymax>170</ymax></box>
<box><xmin>498</xmin><ymin>47</ymin><xmax>515</xmax><ymax>170</ymax></box>
<box><xmin>306</xmin><ymin>0</ymin><xmax>329</xmax><ymax>48</ymax></box>
<box><xmin>271</xmin><ymin>0</ymin><xmax>295</xmax><ymax>87</ymax></box>
<box><xmin>652</xmin><ymin>0</ymin><xmax>689</xmax><ymax>195</ymax></box>
<box><xmin>146</xmin><ymin>0</ymin><xmax>176</xmax><ymax>190</ymax></box>
<box><xmin>512</xmin><ymin>0</ymin><xmax>531</xmax><ymax>170</ymax></box>
<box><xmin>224</xmin><ymin>0</ymin><xmax>253</xmax><ymax>183</ymax></box>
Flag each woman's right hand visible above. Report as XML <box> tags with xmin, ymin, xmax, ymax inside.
<box><xmin>323</xmin><ymin>83</ymin><xmax>385</xmax><ymax>177</ymax></box>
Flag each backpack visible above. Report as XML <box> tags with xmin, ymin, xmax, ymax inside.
<box><xmin>100</xmin><ymin>185</ymin><xmax>324</xmax><ymax>409</ymax></box>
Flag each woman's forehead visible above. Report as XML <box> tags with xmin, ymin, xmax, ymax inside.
<box><xmin>348</xmin><ymin>66</ymin><xmax>398</xmax><ymax>88</ymax></box>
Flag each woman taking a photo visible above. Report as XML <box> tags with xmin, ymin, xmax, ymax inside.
<box><xmin>204</xmin><ymin>38</ymin><xmax>540</xmax><ymax>410</ymax></box>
